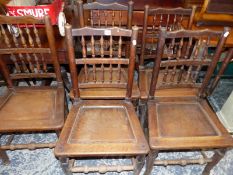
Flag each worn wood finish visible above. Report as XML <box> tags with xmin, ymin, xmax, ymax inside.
<box><xmin>66</xmin><ymin>26</ymin><xmax>139</xmax><ymax>99</ymax></box>
<box><xmin>139</xmin><ymin>5</ymin><xmax>196</xmax><ymax>65</ymax></box>
<box><xmin>55</xmin><ymin>24</ymin><xmax>149</xmax><ymax>174</ymax></box>
<box><xmin>195</xmin><ymin>0</ymin><xmax>233</xmax><ymax>26</ymax></box>
<box><xmin>209</xmin><ymin>48</ymin><xmax>233</xmax><ymax>95</ymax></box>
<box><xmin>145</xmin><ymin>28</ymin><xmax>233</xmax><ymax>175</ymax></box>
<box><xmin>0</xmin><ymin>15</ymin><xmax>64</xmax><ymax>164</ymax></box>
<box><xmin>77</xmin><ymin>0</ymin><xmax>133</xmax><ymax>29</ymax></box>
<box><xmin>139</xmin><ymin>6</ymin><xmax>196</xmax><ymax>101</ymax></box>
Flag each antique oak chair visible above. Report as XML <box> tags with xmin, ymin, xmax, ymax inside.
<box><xmin>55</xmin><ymin>25</ymin><xmax>149</xmax><ymax>174</ymax></box>
<box><xmin>69</xmin><ymin>0</ymin><xmax>140</xmax><ymax>100</ymax></box>
<box><xmin>144</xmin><ymin>27</ymin><xmax>233</xmax><ymax>175</ymax></box>
<box><xmin>0</xmin><ymin>15</ymin><xmax>64</xmax><ymax>164</ymax></box>
<box><xmin>139</xmin><ymin>5</ymin><xmax>196</xmax><ymax>99</ymax></box>
<box><xmin>195</xmin><ymin>0</ymin><xmax>233</xmax><ymax>26</ymax></box>
<box><xmin>68</xmin><ymin>1</ymin><xmax>140</xmax><ymax>100</ymax></box>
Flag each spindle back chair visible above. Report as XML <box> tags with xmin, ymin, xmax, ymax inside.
<box><xmin>140</xmin><ymin>5</ymin><xmax>196</xmax><ymax>65</ymax></box>
<box><xmin>0</xmin><ymin>15</ymin><xmax>64</xmax><ymax>165</ymax></box>
<box><xmin>68</xmin><ymin>26</ymin><xmax>140</xmax><ymax>99</ymax></box>
<box><xmin>54</xmin><ymin>25</ymin><xmax>149</xmax><ymax>175</ymax></box>
<box><xmin>77</xmin><ymin>0</ymin><xmax>133</xmax><ymax>29</ymax></box>
<box><xmin>139</xmin><ymin>6</ymin><xmax>196</xmax><ymax>100</ymax></box>
<box><xmin>144</xmin><ymin>27</ymin><xmax>233</xmax><ymax>175</ymax></box>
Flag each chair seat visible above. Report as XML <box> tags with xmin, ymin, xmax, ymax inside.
<box><xmin>55</xmin><ymin>100</ymin><xmax>149</xmax><ymax>157</ymax></box>
<box><xmin>148</xmin><ymin>98</ymin><xmax>233</xmax><ymax>150</ymax></box>
<box><xmin>69</xmin><ymin>68</ymin><xmax>140</xmax><ymax>99</ymax></box>
<box><xmin>0</xmin><ymin>86</ymin><xmax>64</xmax><ymax>132</ymax></box>
<box><xmin>139</xmin><ymin>68</ymin><xmax>199</xmax><ymax>99</ymax></box>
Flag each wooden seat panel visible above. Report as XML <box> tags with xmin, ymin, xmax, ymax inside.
<box><xmin>55</xmin><ymin>100</ymin><xmax>149</xmax><ymax>157</ymax></box>
<box><xmin>148</xmin><ymin>99</ymin><xmax>233</xmax><ymax>150</ymax></box>
<box><xmin>0</xmin><ymin>87</ymin><xmax>64</xmax><ymax>132</ymax></box>
<box><xmin>157</xmin><ymin>102</ymin><xmax>217</xmax><ymax>137</ymax></box>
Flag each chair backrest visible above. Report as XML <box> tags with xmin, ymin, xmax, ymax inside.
<box><xmin>140</xmin><ymin>5</ymin><xmax>196</xmax><ymax>66</ymax></box>
<box><xmin>65</xmin><ymin>25</ymin><xmax>138</xmax><ymax>100</ymax></box>
<box><xmin>0</xmin><ymin>15</ymin><xmax>62</xmax><ymax>88</ymax></box>
<box><xmin>149</xmin><ymin>27</ymin><xmax>230</xmax><ymax>98</ymax></box>
<box><xmin>77</xmin><ymin>0</ymin><xmax>133</xmax><ymax>29</ymax></box>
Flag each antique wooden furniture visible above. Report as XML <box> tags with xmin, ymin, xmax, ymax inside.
<box><xmin>69</xmin><ymin>1</ymin><xmax>140</xmax><ymax>99</ymax></box>
<box><xmin>77</xmin><ymin>0</ymin><xmax>133</xmax><ymax>29</ymax></box>
<box><xmin>195</xmin><ymin>0</ymin><xmax>233</xmax><ymax>26</ymax></box>
<box><xmin>0</xmin><ymin>15</ymin><xmax>64</xmax><ymax>164</ymax></box>
<box><xmin>144</xmin><ymin>27</ymin><xmax>233</xmax><ymax>175</ymax></box>
<box><xmin>139</xmin><ymin>6</ymin><xmax>196</xmax><ymax>100</ymax></box>
<box><xmin>55</xmin><ymin>25</ymin><xmax>149</xmax><ymax>174</ymax></box>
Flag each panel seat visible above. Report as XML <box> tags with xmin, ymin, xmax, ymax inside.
<box><xmin>0</xmin><ymin>86</ymin><xmax>64</xmax><ymax>132</ymax></box>
<box><xmin>148</xmin><ymin>99</ymin><xmax>233</xmax><ymax>150</ymax></box>
<box><xmin>55</xmin><ymin>100</ymin><xmax>149</xmax><ymax>157</ymax></box>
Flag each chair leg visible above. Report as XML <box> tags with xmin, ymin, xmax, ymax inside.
<box><xmin>60</xmin><ymin>157</ymin><xmax>73</xmax><ymax>175</ymax></box>
<box><xmin>144</xmin><ymin>150</ymin><xmax>158</xmax><ymax>175</ymax></box>
<box><xmin>56</xmin><ymin>130</ymin><xmax>61</xmax><ymax>138</ymax></box>
<box><xmin>61</xmin><ymin>67</ymin><xmax>71</xmax><ymax>92</ymax></box>
<box><xmin>0</xmin><ymin>149</ymin><xmax>10</xmax><ymax>165</ymax></box>
<box><xmin>133</xmin><ymin>155</ymin><xmax>145</xmax><ymax>175</ymax></box>
<box><xmin>139</xmin><ymin>100</ymin><xmax>147</xmax><ymax>128</ymax></box>
<box><xmin>202</xmin><ymin>149</ymin><xmax>226</xmax><ymax>175</ymax></box>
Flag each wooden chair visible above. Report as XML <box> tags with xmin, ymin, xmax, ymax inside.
<box><xmin>144</xmin><ymin>27</ymin><xmax>233</xmax><ymax>175</ymax></box>
<box><xmin>0</xmin><ymin>15</ymin><xmax>64</xmax><ymax>165</ymax></box>
<box><xmin>139</xmin><ymin>5</ymin><xmax>196</xmax><ymax>100</ymax></box>
<box><xmin>195</xmin><ymin>0</ymin><xmax>233</xmax><ymax>26</ymax></box>
<box><xmin>69</xmin><ymin>1</ymin><xmax>140</xmax><ymax>100</ymax></box>
<box><xmin>55</xmin><ymin>25</ymin><xmax>149</xmax><ymax>174</ymax></box>
<box><xmin>77</xmin><ymin>0</ymin><xmax>133</xmax><ymax>29</ymax></box>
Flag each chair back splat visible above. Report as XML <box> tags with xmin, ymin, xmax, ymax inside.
<box><xmin>149</xmin><ymin>27</ymin><xmax>230</xmax><ymax>98</ymax></box>
<box><xmin>65</xmin><ymin>25</ymin><xmax>138</xmax><ymax>101</ymax></box>
<box><xmin>77</xmin><ymin>0</ymin><xmax>133</xmax><ymax>29</ymax></box>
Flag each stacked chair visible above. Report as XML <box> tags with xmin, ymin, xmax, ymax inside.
<box><xmin>69</xmin><ymin>0</ymin><xmax>140</xmax><ymax>100</ymax></box>
<box><xmin>0</xmin><ymin>1</ymin><xmax>233</xmax><ymax>175</ymax></box>
<box><xmin>0</xmin><ymin>15</ymin><xmax>65</xmax><ymax>164</ymax></box>
<box><xmin>139</xmin><ymin>5</ymin><xmax>196</xmax><ymax>99</ymax></box>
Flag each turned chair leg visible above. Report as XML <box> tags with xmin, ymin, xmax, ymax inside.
<box><xmin>0</xmin><ymin>149</ymin><xmax>10</xmax><ymax>165</ymax></box>
<box><xmin>134</xmin><ymin>155</ymin><xmax>145</xmax><ymax>175</ymax></box>
<box><xmin>60</xmin><ymin>157</ymin><xmax>73</xmax><ymax>175</ymax></box>
<box><xmin>202</xmin><ymin>149</ymin><xmax>226</xmax><ymax>175</ymax></box>
<box><xmin>144</xmin><ymin>150</ymin><xmax>158</xmax><ymax>175</ymax></box>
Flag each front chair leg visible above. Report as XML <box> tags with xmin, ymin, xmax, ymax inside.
<box><xmin>133</xmin><ymin>155</ymin><xmax>145</xmax><ymax>175</ymax></box>
<box><xmin>0</xmin><ymin>149</ymin><xmax>10</xmax><ymax>165</ymax></box>
<box><xmin>60</xmin><ymin>157</ymin><xmax>72</xmax><ymax>175</ymax></box>
<box><xmin>202</xmin><ymin>149</ymin><xmax>226</xmax><ymax>175</ymax></box>
<box><xmin>144</xmin><ymin>150</ymin><xmax>158</xmax><ymax>175</ymax></box>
